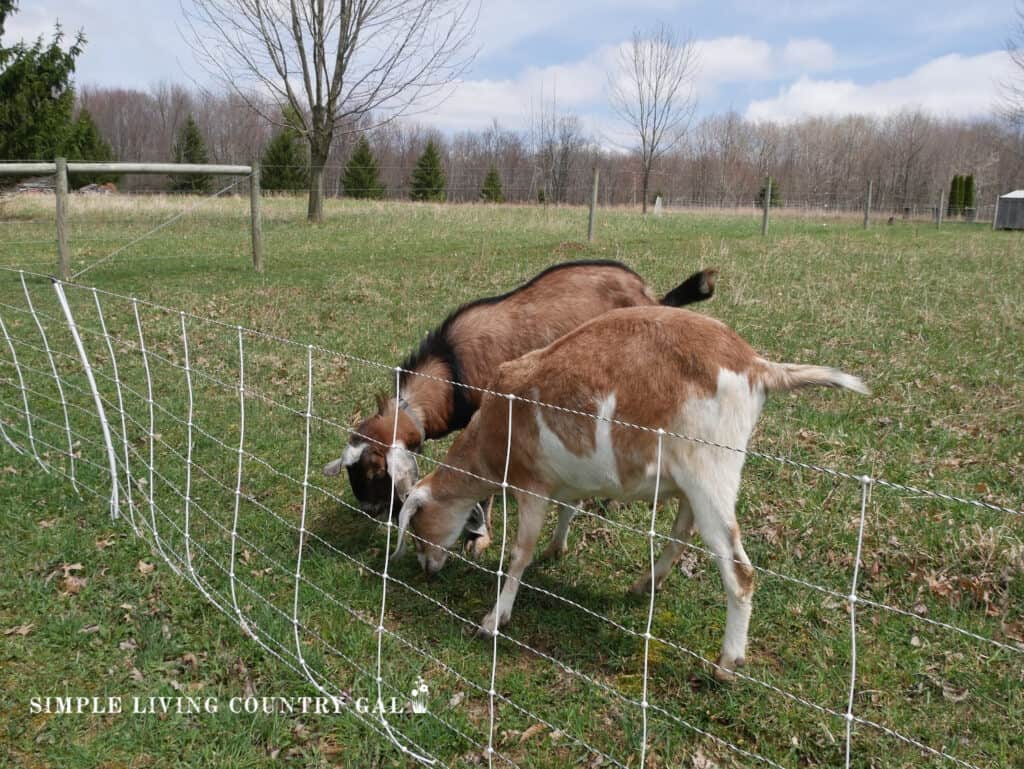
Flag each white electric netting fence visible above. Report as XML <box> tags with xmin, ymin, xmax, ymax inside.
<box><xmin>0</xmin><ymin>266</ymin><xmax>1021</xmax><ymax>768</ymax></box>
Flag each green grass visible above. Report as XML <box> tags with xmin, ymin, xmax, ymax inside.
<box><xmin>1</xmin><ymin>194</ymin><xmax>1022</xmax><ymax>769</ymax></box>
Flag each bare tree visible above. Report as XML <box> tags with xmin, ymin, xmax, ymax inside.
<box><xmin>1001</xmin><ymin>1</ymin><xmax>1024</xmax><ymax>146</ymax></box>
<box><xmin>182</xmin><ymin>0</ymin><xmax>477</xmax><ymax>221</ymax></box>
<box><xmin>610</xmin><ymin>22</ymin><xmax>698</xmax><ymax>213</ymax></box>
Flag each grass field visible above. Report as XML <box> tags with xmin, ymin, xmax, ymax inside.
<box><xmin>1</xmin><ymin>194</ymin><xmax>1022</xmax><ymax>769</ymax></box>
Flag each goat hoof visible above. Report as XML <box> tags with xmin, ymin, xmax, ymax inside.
<box><xmin>713</xmin><ymin>654</ymin><xmax>745</xmax><ymax>683</ymax></box>
<box><xmin>540</xmin><ymin>544</ymin><xmax>565</xmax><ymax>562</ymax></box>
<box><xmin>476</xmin><ymin>615</ymin><xmax>499</xmax><ymax>639</ymax></box>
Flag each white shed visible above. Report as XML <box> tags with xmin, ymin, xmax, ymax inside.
<box><xmin>995</xmin><ymin>190</ymin><xmax>1024</xmax><ymax>230</ymax></box>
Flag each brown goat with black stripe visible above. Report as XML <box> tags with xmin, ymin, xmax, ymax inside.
<box><xmin>324</xmin><ymin>260</ymin><xmax>717</xmax><ymax>549</ymax></box>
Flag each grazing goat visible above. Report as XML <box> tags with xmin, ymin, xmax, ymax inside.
<box><xmin>395</xmin><ymin>306</ymin><xmax>868</xmax><ymax>679</ymax></box>
<box><xmin>324</xmin><ymin>260</ymin><xmax>717</xmax><ymax>547</ymax></box>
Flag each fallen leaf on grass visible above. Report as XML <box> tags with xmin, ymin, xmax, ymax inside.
<box><xmin>692</xmin><ymin>748</ymin><xmax>720</xmax><ymax>768</ymax></box>
<box><xmin>942</xmin><ymin>684</ymin><xmax>969</xmax><ymax>703</ymax></box>
<box><xmin>518</xmin><ymin>723</ymin><xmax>546</xmax><ymax>743</ymax></box>
<box><xmin>130</xmin><ymin>667</ymin><xmax>144</xmax><ymax>682</ymax></box>
<box><xmin>38</xmin><ymin>519</ymin><xmax>57</xmax><ymax>529</ymax></box>
<box><xmin>180</xmin><ymin>653</ymin><xmax>199</xmax><ymax>668</ymax></box>
<box><xmin>79</xmin><ymin>624</ymin><xmax>101</xmax><ymax>634</ymax></box>
<box><xmin>137</xmin><ymin>561</ymin><xmax>155</xmax><ymax>575</ymax></box>
<box><xmin>447</xmin><ymin>691</ymin><xmax>465</xmax><ymax>708</ymax></box>
<box><xmin>61</xmin><ymin>576</ymin><xmax>87</xmax><ymax>595</ymax></box>
<box><xmin>46</xmin><ymin>563</ymin><xmax>84</xmax><ymax>583</ymax></box>
<box><xmin>119</xmin><ymin>638</ymin><xmax>138</xmax><ymax>651</ymax></box>
<box><xmin>3</xmin><ymin>623</ymin><xmax>34</xmax><ymax>636</ymax></box>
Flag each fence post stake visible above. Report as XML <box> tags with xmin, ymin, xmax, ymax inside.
<box><xmin>863</xmin><ymin>180</ymin><xmax>872</xmax><ymax>230</ymax></box>
<box><xmin>761</xmin><ymin>175</ymin><xmax>771</xmax><ymax>236</ymax></box>
<box><xmin>937</xmin><ymin>190</ymin><xmax>944</xmax><ymax>228</ymax></box>
<box><xmin>992</xmin><ymin>195</ymin><xmax>1000</xmax><ymax>230</ymax></box>
<box><xmin>250</xmin><ymin>163</ymin><xmax>264</xmax><ymax>273</ymax></box>
<box><xmin>53</xmin><ymin>279</ymin><xmax>120</xmax><ymax>521</ymax></box>
<box><xmin>55</xmin><ymin>157</ymin><xmax>70</xmax><ymax>281</ymax></box>
<box><xmin>587</xmin><ymin>167</ymin><xmax>599</xmax><ymax>242</ymax></box>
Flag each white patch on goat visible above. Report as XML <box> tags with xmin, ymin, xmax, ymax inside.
<box><xmin>664</xmin><ymin>368</ymin><xmax>762</xmax><ymax>667</ymax></box>
<box><xmin>535</xmin><ymin>394</ymin><xmax>621</xmax><ymax>496</ymax></box>
<box><xmin>672</xmin><ymin>370</ymin><xmax>762</xmax><ymax>470</ymax></box>
<box><xmin>386</xmin><ymin>442</ymin><xmax>419</xmax><ymax>497</ymax></box>
<box><xmin>341</xmin><ymin>442</ymin><xmax>367</xmax><ymax>467</ymax></box>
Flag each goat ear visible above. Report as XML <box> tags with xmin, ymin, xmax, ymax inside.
<box><xmin>394</xmin><ymin>495</ymin><xmax>419</xmax><ymax>557</ymax></box>
<box><xmin>322</xmin><ymin>458</ymin><xmax>345</xmax><ymax>477</ymax></box>
<box><xmin>324</xmin><ymin>443</ymin><xmax>367</xmax><ymax>477</ymax></box>
<box><xmin>386</xmin><ymin>443</ymin><xmax>419</xmax><ymax>498</ymax></box>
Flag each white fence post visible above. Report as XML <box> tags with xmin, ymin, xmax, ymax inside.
<box><xmin>52</xmin><ymin>279</ymin><xmax>120</xmax><ymax>520</ymax></box>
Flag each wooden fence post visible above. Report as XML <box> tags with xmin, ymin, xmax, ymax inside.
<box><xmin>587</xmin><ymin>167</ymin><xmax>599</xmax><ymax>242</ymax></box>
<box><xmin>250</xmin><ymin>163</ymin><xmax>264</xmax><ymax>273</ymax></box>
<box><xmin>55</xmin><ymin>157</ymin><xmax>70</xmax><ymax>281</ymax></box>
<box><xmin>761</xmin><ymin>176</ymin><xmax>771</xmax><ymax>236</ymax></box>
<box><xmin>863</xmin><ymin>180</ymin><xmax>873</xmax><ymax>230</ymax></box>
<box><xmin>937</xmin><ymin>190</ymin><xmax>944</xmax><ymax>228</ymax></box>
<box><xmin>992</xmin><ymin>195</ymin><xmax>1000</xmax><ymax>230</ymax></box>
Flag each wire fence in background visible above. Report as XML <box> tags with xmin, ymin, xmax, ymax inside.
<box><xmin>0</xmin><ymin>267</ymin><xmax>1021</xmax><ymax>768</ymax></box>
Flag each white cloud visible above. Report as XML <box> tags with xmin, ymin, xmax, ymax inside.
<box><xmin>694</xmin><ymin>36</ymin><xmax>774</xmax><ymax>87</ymax></box>
<box><xmin>690</xmin><ymin>36</ymin><xmax>835</xmax><ymax>99</ymax></box>
<box><xmin>782</xmin><ymin>39</ymin><xmax>834</xmax><ymax>72</ymax></box>
<box><xmin>424</xmin><ymin>34</ymin><xmax>839</xmax><ymax>133</ymax></box>
<box><xmin>745</xmin><ymin>50</ymin><xmax>1014</xmax><ymax>122</ymax></box>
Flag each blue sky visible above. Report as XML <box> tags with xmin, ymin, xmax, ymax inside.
<box><xmin>5</xmin><ymin>0</ymin><xmax>1019</xmax><ymax>137</ymax></box>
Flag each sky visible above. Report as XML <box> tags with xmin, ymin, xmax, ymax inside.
<box><xmin>5</xmin><ymin>0</ymin><xmax>1020</xmax><ymax>141</ymax></box>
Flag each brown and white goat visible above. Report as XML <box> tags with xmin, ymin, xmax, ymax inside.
<box><xmin>395</xmin><ymin>306</ymin><xmax>868</xmax><ymax>679</ymax></box>
<box><xmin>324</xmin><ymin>260</ymin><xmax>717</xmax><ymax>542</ymax></box>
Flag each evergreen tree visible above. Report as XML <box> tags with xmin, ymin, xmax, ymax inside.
<box><xmin>948</xmin><ymin>175</ymin><xmax>965</xmax><ymax>217</ymax></box>
<box><xmin>480</xmin><ymin>165</ymin><xmax>504</xmax><ymax>202</ymax></box>
<box><xmin>410</xmin><ymin>139</ymin><xmax>446</xmax><ymax>202</ymax></box>
<box><xmin>66</xmin><ymin>108</ymin><xmax>118</xmax><ymax>188</ymax></box>
<box><xmin>171</xmin><ymin>114</ymin><xmax>211</xmax><ymax>193</ymax></box>
<box><xmin>757</xmin><ymin>178</ymin><xmax>781</xmax><ymax>207</ymax></box>
<box><xmin>963</xmin><ymin>174</ymin><xmax>976</xmax><ymax>211</ymax></box>
<box><xmin>341</xmin><ymin>135</ymin><xmax>385</xmax><ymax>199</ymax></box>
<box><xmin>0</xmin><ymin>1</ymin><xmax>85</xmax><ymax>161</ymax></box>
<box><xmin>261</xmin><ymin>109</ymin><xmax>309</xmax><ymax>192</ymax></box>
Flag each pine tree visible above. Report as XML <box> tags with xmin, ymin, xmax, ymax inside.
<box><xmin>171</xmin><ymin>114</ymin><xmax>211</xmax><ymax>194</ymax></box>
<box><xmin>0</xmin><ymin>2</ymin><xmax>85</xmax><ymax>162</ymax></box>
<box><xmin>963</xmin><ymin>174</ymin><xmax>976</xmax><ymax>212</ymax></box>
<box><xmin>261</xmin><ymin>110</ymin><xmax>309</xmax><ymax>193</ymax></box>
<box><xmin>341</xmin><ymin>135</ymin><xmax>385</xmax><ymax>199</ymax></box>
<box><xmin>480</xmin><ymin>165</ymin><xmax>504</xmax><ymax>202</ymax></box>
<box><xmin>948</xmin><ymin>175</ymin><xmax>964</xmax><ymax>217</ymax></box>
<box><xmin>410</xmin><ymin>139</ymin><xmax>446</xmax><ymax>202</ymax></box>
<box><xmin>757</xmin><ymin>178</ymin><xmax>781</xmax><ymax>208</ymax></box>
<box><xmin>66</xmin><ymin>108</ymin><xmax>117</xmax><ymax>189</ymax></box>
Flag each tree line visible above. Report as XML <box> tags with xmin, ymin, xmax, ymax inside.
<box><xmin>71</xmin><ymin>84</ymin><xmax>1023</xmax><ymax>212</ymax></box>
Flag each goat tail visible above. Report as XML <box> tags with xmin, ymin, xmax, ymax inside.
<box><xmin>660</xmin><ymin>268</ymin><xmax>718</xmax><ymax>307</ymax></box>
<box><xmin>758</xmin><ymin>360</ymin><xmax>871</xmax><ymax>396</ymax></box>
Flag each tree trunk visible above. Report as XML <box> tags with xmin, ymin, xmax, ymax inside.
<box><xmin>641</xmin><ymin>164</ymin><xmax>651</xmax><ymax>214</ymax></box>
<box><xmin>307</xmin><ymin>113</ymin><xmax>331</xmax><ymax>223</ymax></box>
<box><xmin>307</xmin><ymin>158</ymin><xmax>325</xmax><ymax>222</ymax></box>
